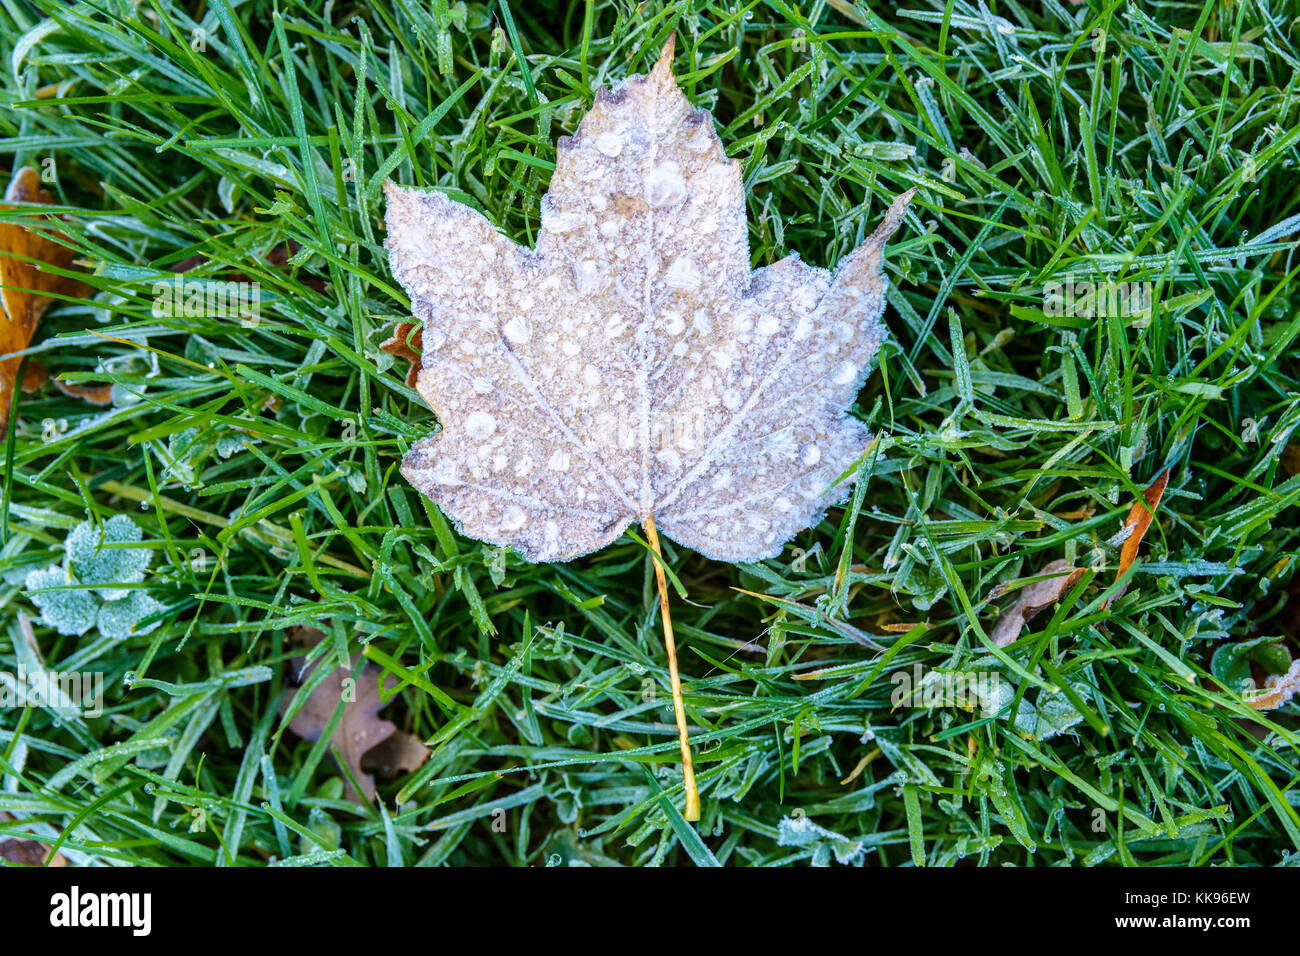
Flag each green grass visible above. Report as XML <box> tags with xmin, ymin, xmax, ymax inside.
<box><xmin>2</xmin><ymin>0</ymin><xmax>1300</xmax><ymax>867</ymax></box>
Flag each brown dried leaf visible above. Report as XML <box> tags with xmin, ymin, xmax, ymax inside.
<box><xmin>384</xmin><ymin>36</ymin><xmax>913</xmax><ymax>563</ymax></box>
<box><xmin>1245</xmin><ymin>659</ymin><xmax>1300</xmax><ymax>710</ymax></box>
<box><xmin>53</xmin><ymin>378</ymin><xmax>113</xmax><ymax>405</ymax></box>
<box><xmin>991</xmin><ymin>559</ymin><xmax>1085</xmax><ymax>647</ymax></box>
<box><xmin>20</xmin><ymin>359</ymin><xmax>47</xmax><ymax>392</ymax></box>
<box><xmin>361</xmin><ymin>727</ymin><xmax>431</xmax><ymax>777</ymax></box>
<box><xmin>378</xmin><ymin>320</ymin><xmax>424</xmax><ymax>388</ymax></box>
<box><xmin>0</xmin><ymin>167</ymin><xmax>90</xmax><ymax>427</ymax></box>
<box><xmin>1281</xmin><ymin>445</ymin><xmax>1300</xmax><ymax>477</ymax></box>
<box><xmin>281</xmin><ymin>628</ymin><xmax>429</xmax><ymax>803</ymax></box>
<box><xmin>1106</xmin><ymin>467</ymin><xmax>1170</xmax><ymax>607</ymax></box>
<box><xmin>0</xmin><ymin>811</ymin><xmax>67</xmax><ymax>867</ymax></box>
<box><xmin>0</xmin><ymin>838</ymin><xmax>50</xmax><ymax>866</ymax></box>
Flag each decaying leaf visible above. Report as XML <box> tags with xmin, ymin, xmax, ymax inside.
<box><xmin>1106</xmin><ymin>467</ymin><xmax>1170</xmax><ymax>607</ymax></box>
<box><xmin>1245</xmin><ymin>658</ymin><xmax>1300</xmax><ymax>710</ymax></box>
<box><xmin>1281</xmin><ymin>445</ymin><xmax>1300</xmax><ymax>477</ymax></box>
<box><xmin>0</xmin><ymin>167</ymin><xmax>90</xmax><ymax>427</ymax></box>
<box><xmin>0</xmin><ymin>811</ymin><xmax>67</xmax><ymax>867</ymax></box>
<box><xmin>281</xmin><ymin>627</ymin><xmax>430</xmax><ymax>802</ymax></box>
<box><xmin>384</xmin><ymin>37</ymin><xmax>913</xmax><ymax>563</ymax></box>
<box><xmin>990</xmin><ymin>559</ymin><xmax>1085</xmax><ymax>646</ymax></box>
<box><xmin>378</xmin><ymin>320</ymin><xmax>424</xmax><ymax>388</ymax></box>
<box><xmin>52</xmin><ymin>378</ymin><xmax>112</xmax><ymax>406</ymax></box>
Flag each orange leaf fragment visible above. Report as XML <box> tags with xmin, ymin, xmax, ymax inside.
<box><xmin>0</xmin><ymin>167</ymin><xmax>90</xmax><ymax>428</ymax></box>
<box><xmin>0</xmin><ymin>811</ymin><xmax>68</xmax><ymax>867</ymax></box>
<box><xmin>1246</xmin><ymin>659</ymin><xmax>1300</xmax><ymax>711</ymax></box>
<box><xmin>1107</xmin><ymin>467</ymin><xmax>1170</xmax><ymax>607</ymax></box>
<box><xmin>1281</xmin><ymin>445</ymin><xmax>1300</xmax><ymax>477</ymax></box>
<box><xmin>378</xmin><ymin>321</ymin><xmax>423</xmax><ymax>388</ymax></box>
<box><xmin>52</xmin><ymin>379</ymin><xmax>112</xmax><ymax>405</ymax></box>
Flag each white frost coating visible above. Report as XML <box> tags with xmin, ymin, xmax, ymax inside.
<box><xmin>665</xmin><ymin>255</ymin><xmax>701</xmax><ymax>290</ymax></box>
<box><xmin>644</xmin><ymin>161</ymin><xmax>686</xmax><ymax>207</ymax></box>
<box><xmin>384</xmin><ymin>36</ymin><xmax>914</xmax><ymax>563</ymax></box>
<box><xmin>594</xmin><ymin>132</ymin><xmax>624</xmax><ymax>157</ymax></box>
<box><xmin>464</xmin><ymin>411</ymin><xmax>496</xmax><ymax>440</ymax></box>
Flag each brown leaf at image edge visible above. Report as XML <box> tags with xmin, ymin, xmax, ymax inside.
<box><xmin>0</xmin><ymin>167</ymin><xmax>92</xmax><ymax>427</ymax></box>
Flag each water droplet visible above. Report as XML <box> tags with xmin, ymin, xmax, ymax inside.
<box><xmin>465</xmin><ymin>411</ymin><xmax>497</xmax><ymax>440</ymax></box>
<box><xmin>665</xmin><ymin>256</ymin><xmax>700</xmax><ymax>290</ymax></box>
<box><xmin>594</xmin><ymin>132</ymin><xmax>623</xmax><ymax>157</ymax></box>
<box><xmin>503</xmin><ymin>316</ymin><xmax>531</xmax><ymax>344</ymax></box>
<box><xmin>502</xmin><ymin>505</ymin><xmax>526</xmax><ymax>530</ymax></box>
<box><xmin>644</xmin><ymin>161</ymin><xmax>686</xmax><ymax>207</ymax></box>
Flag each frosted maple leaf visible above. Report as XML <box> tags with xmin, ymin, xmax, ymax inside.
<box><xmin>384</xmin><ymin>38</ymin><xmax>913</xmax><ymax>563</ymax></box>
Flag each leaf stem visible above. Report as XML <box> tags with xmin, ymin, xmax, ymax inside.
<box><xmin>642</xmin><ymin>513</ymin><xmax>700</xmax><ymax>821</ymax></box>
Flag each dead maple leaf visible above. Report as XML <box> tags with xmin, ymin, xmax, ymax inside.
<box><xmin>1106</xmin><ymin>467</ymin><xmax>1170</xmax><ymax>608</ymax></box>
<box><xmin>0</xmin><ymin>167</ymin><xmax>91</xmax><ymax>427</ymax></box>
<box><xmin>378</xmin><ymin>320</ymin><xmax>423</xmax><ymax>388</ymax></box>
<box><xmin>1245</xmin><ymin>659</ymin><xmax>1300</xmax><ymax>710</ymax></box>
<box><xmin>281</xmin><ymin>626</ymin><xmax>429</xmax><ymax>803</ymax></box>
<box><xmin>990</xmin><ymin>558</ymin><xmax>1085</xmax><ymax>647</ymax></box>
<box><xmin>384</xmin><ymin>36</ymin><xmax>913</xmax><ymax>563</ymax></box>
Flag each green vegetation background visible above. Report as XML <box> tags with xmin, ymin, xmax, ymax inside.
<box><xmin>2</xmin><ymin>0</ymin><xmax>1299</xmax><ymax>866</ymax></box>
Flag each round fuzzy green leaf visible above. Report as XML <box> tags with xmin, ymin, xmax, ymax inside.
<box><xmin>66</xmin><ymin>515</ymin><xmax>152</xmax><ymax>600</ymax></box>
<box><xmin>97</xmin><ymin>591</ymin><xmax>164</xmax><ymax>640</ymax></box>
<box><xmin>25</xmin><ymin>565</ymin><xmax>97</xmax><ymax>637</ymax></box>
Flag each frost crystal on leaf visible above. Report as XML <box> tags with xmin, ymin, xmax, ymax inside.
<box><xmin>776</xmin><ymin>814</ymin><xmax>866</xmax><ymax>866</ymax></box>
<box><xmin>384</xmin><ymin>37</ymin><xmax>913</xmax><ymax>563</ymax></box>
<box><xmin>65</xmin><ymin>515</ymin><xmax>151</xmax><ymax>600</ymax></box>
<box><xmin>97</xmin><ymin>591</ymin><xmax>164</xmax><ymax>640</ymax></box>
<box><xmin>25</xmin><ymin>566</ymin><xmax>97</xmax><ymax>637</ymax></box>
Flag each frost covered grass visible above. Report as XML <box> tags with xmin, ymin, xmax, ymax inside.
<box><xmin>1</xmin><ymin>0</ymin><xmax>1299</xmax><ymax>866</ymax></box>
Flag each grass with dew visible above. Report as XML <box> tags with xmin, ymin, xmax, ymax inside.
<box><xmin>1</xmin><ymin>0</ymin><xmax>1299</xmax><ymax>866</ymax></box>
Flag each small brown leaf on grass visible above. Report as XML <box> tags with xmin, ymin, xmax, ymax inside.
<box><xmin>281</xmin><ymin>627</ymin><xmax>430</xmax><ymax>803</ymax></box>
<box><xmin>0</xmin><ymin>838</ymin><xmax>51</xmax><ymax>866</ymax></box>
<box><xmin>0</xmin><ymin>811</ymin><xmax>67</xmax><ymax>867</ymax></box>
<box><xmin>990</xmin><ymin>559</ymin><xmax>1085</xmax><ymax>647</ymax></box>
<box><xmin>1106</xmin><ymin>467</ymin><xmax>1170</xmax><ymax>607</ymax></box>
<box><xmin>360</xmin><ymin>729</ymin><xmax>432</xmax><ymax>777</ymax></box>
<box><xmin>1246</xmin><ymin>659</ymin><xmax>1300</xmax><ymax>711</ymax></box>
<box><xmin>1281</xmin><ymin>445</ymin><xmax>1300</xmax><ymax>477</ymax></box>
<box><xmin>52</xmin><ymin>378</ymin><xmax>112</xmax><ymax>405</ymax></box>
<box><xmin>378</xmin><ymin>321</ymin><xmax>423</xmax><ymax>388</ymax></box>
<box><xmin>0</xmin><ymin>167</ymin><xmax>91</xmax><ymax>428</ymax></box>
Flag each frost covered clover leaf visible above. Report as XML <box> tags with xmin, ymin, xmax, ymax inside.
<box><xmin>385</xmin><ymin>37</ymin><xmax>913</xmax><ymax>562</ymax></box>
<box><xmin>26</xmin><ymin>516</ymin><xmax>161</xmax><ymax>638</ymax></box>
<box><xmin>25</xmin><ymin>565</ymin><xmax>97</xmax><ymax>637</ymax></box>
<box><xmin>97</xmin><ymin>590</ymin><xmax>163</xmax><ymax>640</ymax></box>
<box><xmin>776</xmin><ymin>814</ymin><xmax>866</xmax><ymax>867</ymax></box>
<box><xmin>66</xmin><ymin>514</ymin><xmax>151</xmax><ymax>600</ymax></box>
